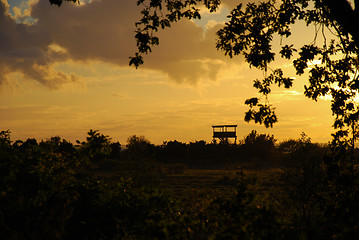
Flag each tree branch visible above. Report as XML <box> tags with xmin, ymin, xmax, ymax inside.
<box><xmin>321</xmin><ymin>0</ymin><xmax>359</xmax><ymax>50</ymax></box>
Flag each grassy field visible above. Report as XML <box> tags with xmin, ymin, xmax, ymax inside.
<box><xmin>158</xmin><ymin>168</ymin><xmax>284</xmax><ymax>205</ymax></box>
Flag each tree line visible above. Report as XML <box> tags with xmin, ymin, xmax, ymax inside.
<box><xmin>1</xmin><ymin>128</ymin><xmax>337</xmax><ymax>170</ymax></box>
<box><xmin>2</xmin><ymin>129</ymin><xmax>359</xmax><ymax>239</ymax></box>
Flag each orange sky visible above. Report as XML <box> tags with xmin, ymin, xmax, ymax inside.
<box><xmin>0</xmin><ymin>0</ymin><xmax>336</xmax><ymax>144</ymax></box>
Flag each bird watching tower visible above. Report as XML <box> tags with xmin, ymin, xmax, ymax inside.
<box><xmin>212</xmin><ymin>125</ymin><xmax>237</xmax><ymax>144</ymax></box>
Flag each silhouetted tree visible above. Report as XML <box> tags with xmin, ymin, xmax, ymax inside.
<box><xmin>0</xmin><ymin>130</ymin><xmax>11</xmax><ymax>147</ymax></box>
<box><xmin>126</xmin><ymin>135</ymin><xmax>155</xmax><ymax>159</ymax></box>
<box><xmin>279</xmin><ymin>133</ymin><xmax>359</xmax><ymax>239</ymax></box>
<box><xmin>81</xmin><ymin>129</ymin><xmax>112</xmax><ymax>162</ymax></box>
<box><xmin>110</xmin><ymin>141</ymin><xmax>121</xmax><ymax>159</ymax></box>
<box><xmin>49</xmin><ymin>0</ymin><xmax>359</xmax><ymax>157</ymax></box>
<box><xmin>188</xmin><ymin>140</ymin><xmax>206</xmax><ymax>164</ymax></box>
<box><xmin>125</xmin><ymin>0</ymin><xmax>359</xmax><ymax>149</ymax></box>
<box><xmin>160</xmin><ymin>140</ymin><xmax>188</xmax><ymax>163</ymax></box>
<box><xmin>242</xmin><ymin>130</ymin><xmax>277</xmax><ymax>163</ymax></box>
<box><xmin>121</xmin><ymin>135</ymin><xmax>160</xmax><ymax>183</ymax></box>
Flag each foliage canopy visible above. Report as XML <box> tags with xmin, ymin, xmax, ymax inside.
<box><xmin>49</xmin><ymin>0</ymin><xmax>359</xmax><ymax>146</ymax></box>
<box><xmin>48</xmin><ymin>0</ymin><xmax>359</xmax><ymax>167</ymax></box>
<box><xmin>123</xmin><ymin>0</ymin><xmax>359</xmax><ymax>148</ymax></box>
<box><xmin>3</xmin><ymin>129</ymin><xmax>359</xmax><ymax>238</ymax></box>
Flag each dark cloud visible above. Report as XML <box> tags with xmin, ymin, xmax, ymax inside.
<box><xmin>0</xmin><ymin>0</ymin><xmax>78</xmax><ymax>89</ymax></box>
<box><xmin>0</xmin><ymin>0</ymin><xmax>240</xmax><ymax>89</ymax></box>
<box><xmin>146</xmin><ymin>20</ymin><xmax>231</xmax><ymax>84</ymax></box>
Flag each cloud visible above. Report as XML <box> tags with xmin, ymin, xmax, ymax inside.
<box><xmin>145</xmin><ymin>19</ymin><xmax>233</xmax><ymax>84</ymax></box>
<box><xmin>11</xmin><ymin>0</ymin><xmax>39</xmax><ymax>24</ymax></box>
<box><xmin>0</xmin><ymin>0</ymin><xmax>79</xmax><ymax>89</ymax></box>
<box><xmin>0</xmin><ymin>0</ymin><xmax>240</xmax><ymax>90</ymax></box>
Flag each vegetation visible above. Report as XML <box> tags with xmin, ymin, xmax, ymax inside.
<box><xmin>2</xmin><ymin>129</ymin><xmax>359</xmax><ymax>239</ymax></box>
<box><xmin>15</xmin><ymin>0</ymin><xmax>359</xmax><ymax>238</ymax></box>
<box><xmin>124</xmin><ymin>0</ymin><xmax>359</xmax><ymax>145</ymax></box>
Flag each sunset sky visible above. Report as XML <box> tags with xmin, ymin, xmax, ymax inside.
<box><xmin>0</xmin><ymin>0</ymin><xmax>335</xmax><ymax>145</ymax></box>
